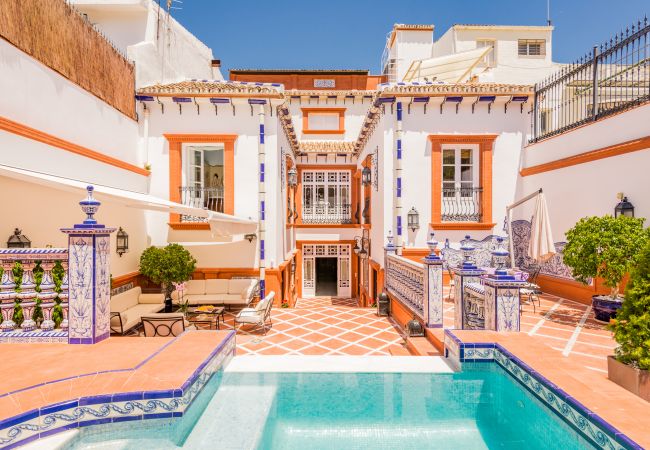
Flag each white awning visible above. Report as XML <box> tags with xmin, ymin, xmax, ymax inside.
<box><xmin>0</xmin><ymin>164</ymin><xmax>256</xmax><ymax>233</ymax></box>
<box><xmin>402</xmin><ymin>47</ymin><xmax>492</xmax><ymax>83</ymax></box>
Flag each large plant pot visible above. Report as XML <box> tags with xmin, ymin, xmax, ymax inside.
<box><xmin>608</xmin><ymin>356</ymin><xmax>650</xmax><ymax>402</ymax></box>
<box><xmin>591</xmin><ymin>295</ymin><xmax>623</xmax><ymax>322</ymax></box>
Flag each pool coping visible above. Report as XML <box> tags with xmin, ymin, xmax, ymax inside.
<box><xmin>444</xmin><ymin>329</ymin><xmax>642</xmax><ymax>450</ymax></box>
<box><xmin>0</xmin><ymin>331</ymin><xmax>236</xmax><ymax>449</ymax></box>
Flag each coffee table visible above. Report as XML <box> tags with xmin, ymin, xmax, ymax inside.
<box><xmin>186</xmin><ymin>306</ymin><xmax>225</xmax><ymax>330</ymax></box>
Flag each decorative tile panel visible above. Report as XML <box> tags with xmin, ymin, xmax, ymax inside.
<box><xmin>94</xmin><ymin>236</ymin><xmax>111</xmax><ymax>340</ymax></box>
<box><xmin>67</xmin><ymin>236</ymin><xmax>93</xmax><ymax>342</ymax></box>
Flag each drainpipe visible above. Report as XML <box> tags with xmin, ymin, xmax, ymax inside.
<box><xmin>395</xmin><ymin>101</ymin><xmax>403</xmax><ymax>255</ymax></box>
<box><xmin>258</xmin><ymin>103</ymin><xmax>266</xmax><ymax>299</ymax></box>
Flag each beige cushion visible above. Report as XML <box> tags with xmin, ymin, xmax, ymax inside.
<box><xmin>221</xmin><ymin>294</ymin><xmax>250</xmax><ymax>305</ymax></box>
<box><xmin>255</xmin><ymin>297</ymin><xmax>270</xmax><ymax>312</ymax></box>
<box><xmin>205</xmin><ymin>279</ymin><xmax>229</xmax><ymax>295</ymax></box>
<box><xmin>235</xmin><ymin>309</ymin><xmax>262</xmax><ymax>324</ymax></box>
<box><xmin>111</xmin><ymin>311</ymin><xmax>127</xmax><ymax>327</ymax></box>
<box><xmin>139</xmin><ymin>293</ymin><xmax>165</xmax><ymax>304</ymax></box>
<box><xmin>228</xmin><ymin>279</ymin><xmax>254</xmax><ymax>295</ymax></box>
<box><xmin>111</xmin><ymin>287</ymin><xmax>141</xmax><ymax>313</ymax></box>
<box><xmin>185</xmin><ymin>280</ymin><xmax>206</xmax><ymax>296</ymax></box>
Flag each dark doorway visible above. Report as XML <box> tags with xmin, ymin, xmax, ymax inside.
<box><xmin>316</xmin><ymin>257</ymin><xmax>338</xmax><ymax>296</ymax></box>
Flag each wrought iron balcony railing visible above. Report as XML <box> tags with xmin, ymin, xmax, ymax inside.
<box><xmin>302</xmin><ymin>203</ymin><xmax>352</xmax><ymax>224</ymax></box>
<box><xmin>179</xmin><ymin>186</ymin><xmax>224</xmax><ymax>222</ymax></box>
<box><xmin>442</xmin><ymin>187</ymin><xmax>483</xmax><ymax>222</ymax></box>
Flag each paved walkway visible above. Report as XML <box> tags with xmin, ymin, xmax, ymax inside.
<box><xmin>221</xmin><ymin>297</ymin><xmax>407</xmax><ymax>356</ymax></box>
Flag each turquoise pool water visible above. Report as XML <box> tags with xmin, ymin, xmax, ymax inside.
<box><xmin>66</xmin><ymin>364</ymin><xmax>596</xmax><ymax>449</ymax></box>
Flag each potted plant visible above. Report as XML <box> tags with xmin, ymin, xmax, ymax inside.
<box><xmin>563</xmin><ymin>215</ymin><xmax>648</xmax><ymax>322</ymax></box>
<box><xmin>607</xmin><ymin>241</ymin><xmax>650</xmax><ymax>401</ymax></box>
<box><xmin>139</xmin><ymin>244</ymin><xmax>196</xmax><ymax>312</ymax></box>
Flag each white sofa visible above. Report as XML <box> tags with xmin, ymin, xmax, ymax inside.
<box><xmin>110</xmin><ymin>287</ymin><xmax>165</xmax><ymax>335</ymax></box>
<box><xmin>172</xmin><ymin>278</ymin><xmax>258</xmax><ymax>308</ymax></box>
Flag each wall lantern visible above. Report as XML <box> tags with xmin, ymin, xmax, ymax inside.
<box><xmin>288</xmin><ymin>167</ymin><xmax>298</xmax><ymax>187</ymax></box>
<box><xmin>407</xmin><ymin>207</ymin><xmax>420</xmax><ymax>232</ymax></box>
<box><xmin>614</xmin><ymin>193</ymin><xmax>634</xmax><ymax>218</ymax></box>
<box><xmin>406</xmin><ymin>315</ymin><xmax>425</xmax><ymax>337</ymax></box>
<box><xmin>361</xmin><ymin>165</ymin><xmax>372</xmax><ymax>186</ymax></box>
<box><xmin>290</xmin><ymin>258</ymin><xmax>296</xmax><ymax>275</ymax></box>
<box><xmin>116</xmin><ymin>227</ymin><xmax>129</xmax><ymax>257</ymax></box>
<box><xmin>244</xmin><ymin>233</ymin><xmax>257</xmax><ymax>243</ymax></box>
<box><xmin>6</xmin><ymin>228</ymin><xmax>31</xmax><ymax>248</ymax></box>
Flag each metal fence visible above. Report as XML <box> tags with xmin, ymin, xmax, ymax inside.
<box><xmin>442</xmin><ymin>187</ymin><xmax>483</xmax><ymax>222</ymax></box>
<box><xmin>530</xmin><ymin>17</ymin><xmax>649</xmax><ymax>142</ymax></box>
<box><xmin>302</xmin><ymin>204</ymin><xmax>352</xmax><ymax>224</ymax></box>
<box><xmin>179</xmin><ymin>186</ymin><xmax>224</xmax><ymax>219</ymax></box>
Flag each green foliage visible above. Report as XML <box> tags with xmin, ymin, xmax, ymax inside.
<box><xmin>563</xmin><ymin>216</ymin><xmax>649</xmax><ymax>297</ymax></box>
<box><xmin>609</xmin><ymin>242</ymin><xmax>650</xmax><ymax>370</ymax></box>
<box><xmin>139</xmin><ymin>244</ymin><xmax>196</xmax><ymax>296</ymax></box>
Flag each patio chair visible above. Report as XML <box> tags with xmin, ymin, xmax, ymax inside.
<box><xmin>141</xmin><ymin>313</ymin><xmax>193</xmax><ymax>337</ymax></box>
<box><xmin>234</xmin><ymin>292</ymin><xmax>275</xmax><ymax>335</ymax></box>
<box><xmin>445</xmin><ymin>263</ymin><xmax>455</xmax><ymax>301</ymax></box>
<box><xmin>520</xmin><ymin>265</ymin><xmax>542</xmax><ymax>312</ymax></box>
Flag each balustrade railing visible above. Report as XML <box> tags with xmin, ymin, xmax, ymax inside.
<box><xmin>530</xmin><ymin>17</ymin><xmax>649</xmax><ymax>142</ymax></box>
<box><xmin>179</xmin><ymin>186</ymin><xmax>224</xmax><ymax>221</ymax></box>
<box><xmin>385</xmin><ymin>254</ymin><xmax>425</xmax><ymax>318</ymax></box>
<box><xmin>442</xmin><ymin>187</ymin><xmax>482</xmax><ymax>222</ymax></box>
<box><xmin>302</xmin><ymin>203</ymin><xmax>352</xmax><ymax>224</ymax></box>
<box><xmin>0</xmin><ymin>249</ymin><xmax>69</xmax><ymax>333</ymax></box>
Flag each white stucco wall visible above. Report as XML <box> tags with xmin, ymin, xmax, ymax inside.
<box><xmin>393</xmin><ymin>30</ymin><xmax>435</xmax><ymax>83</ymax></box>
<box><xmin>289</xmin><ymin>100</ymin><xmax>370</xmax><ymax>142</ymax></box>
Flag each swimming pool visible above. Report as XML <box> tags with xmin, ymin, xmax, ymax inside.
<box><xmin>64</xmin><ymin>362</ymin><xmax>596</xmax><ymax>449</ymax></box>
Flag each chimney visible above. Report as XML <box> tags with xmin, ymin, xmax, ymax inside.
<box><xmin>211</xmin><ymin>59</ymin><xmax>223</xmax><ymax>80</ymax></box>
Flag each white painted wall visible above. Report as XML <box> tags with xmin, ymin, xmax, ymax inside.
<box><xmin>289</xmin><ymin>100</ymin><xmax>371</xmax><ymax>142</ymax></box>
<box><xmin>393</xmin><ymin>30</ymin><xmax>435</xmax><ymax>83</ymax></box>
<box><xmin>0</xmin><ymin>38</ymin><xmax>146</xmax><ymax>193</ymax></box>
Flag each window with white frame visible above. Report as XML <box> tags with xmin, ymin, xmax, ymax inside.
<box><xmin>518</xmin><ymin>39</ymin><xmax>546</xmax><ymax>57</ymax></box>
<box><xmin>441</xmin><ymin>146</ymin><xmax>482</xmax><ymax>222</ymax></box>
<box><xmin>476</xmin><ymin>39</ymin><xmax>496</xmax><ymax>67</ymax></box>
<box><xmin>302</xmin><ymin>170</ymin><xmax>351</xmax><ymax>224</ymax></box>
<box><xmin>181</xmin><ymin>144</ymin><xmax>225</xmax><ymax>214</ymax></box>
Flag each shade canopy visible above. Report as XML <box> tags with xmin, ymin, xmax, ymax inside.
<box><xmin>402</xmin><ymin>47</ymin><xmax>492</xmax><ymax>83</ymax></box>
<box><xmin>528</xmin><ymin>192</ymin><xmax>556</xmax><ymax>263</ymax></box>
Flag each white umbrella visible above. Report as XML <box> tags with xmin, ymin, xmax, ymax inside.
<box><xmin>528</xmin><ymin>193</ymin><xmax>556</xmax><ymax>262</ymax></box>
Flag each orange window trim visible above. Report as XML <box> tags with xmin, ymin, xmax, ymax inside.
<box><xmin>429</xmin><ymin>134</ymin><xmax>497</xmax><ymax>230</ymax></box>
<box><xmin>0</xmin><ymin>115</ymin><xmax>150</xmax><ymax>176</ymax></box>
<box><xmin>165</xmin><ymin>134</ymin><xmax>237</xmax><ymax>225</ymax></box>
<box><xmin>295</xmin><ymin>165</ymin><xmax>357</xmax><ymax>225</ymax></box>
<box><xmin>301</xmin><ymin>108</ymin><xmax>346</xmax><ymax>134</ymax></box>
<box><xmin>520</xmin><ymin>135</ymin><xmax>650</xmax><ymax>177</ymax></box>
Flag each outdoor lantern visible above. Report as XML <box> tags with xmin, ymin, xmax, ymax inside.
<box><xmin>7</xmin><ymin>228</ymin><xmax>31</xmax><ymax>248</ymax></box>
<box><xmin>614</xmin><ymin>195</ymin><xmax>634</xmax><ymax>218</ymax></box>
<box><xmin>407</xmin><ymin>207</ymin><xmax>420</xmax><ymax>232</ymax></box>
<box><xmin>245</xmin><ymin>233</ymin><xmax>257</xmax><ymax>243</ymax></box>
<box><xmin>116</xmin><ymin>227</ymin><xmax>129</xmax><ymax>257</ymax></box>
<box><xmin>288</xmin><ymin>167</ymin><xmax>298</xmax><ymax>187</ymax></box>
<box><xmin>290</xmin><ymin>258</ymin><xmax>296</xmax><ymax>275</ymax></box>
<box><xmin>353</xmin><ymin>240</ymin><xmax>360</xmax><ymax>254</ymax></box>
<box><xmin>358</xmin><ymin>245</ymin><xmax>368</xmax><ymax>259</ymax></box>
<box><xmin>361</xmin><ymin>165</ymin><xmax>372</xmax><ymax>186</ymax></box>
<box><xmin>406</xmin><ymin>315</ymin><xmax>425</xmax><ymax>337</ymax></box>
<box><xmin>377</xmin><ymin>292</ymin><xmax>390</xmax><ymax>316</ymax></box>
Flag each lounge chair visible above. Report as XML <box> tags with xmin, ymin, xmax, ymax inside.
<box><xmin>141</xmin><ymin>313</ymin><xmax>193</xmax><ymax>337</ymax></box>
<box><xmin>234</xmin><ymin>292</ymin><xmax>275</xmax><ymax>334</ymax></box>
<box><xmin>520</xmin><ymin>266</ymin><xmax>543</xmax><ymax>312</ymax></box>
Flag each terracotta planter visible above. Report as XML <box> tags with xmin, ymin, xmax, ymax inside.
<box><xmin>591</xmin><ymin>295</ymin><xmax>623</xmax><ymax>322</ymax></box>
<box><xmin>607</xmin><ymin>356</ymin><xmax>650</xmax><ymax>402</ymax></box>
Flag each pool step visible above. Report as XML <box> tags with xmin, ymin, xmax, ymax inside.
<box><xmin>182</xmin><ymin>385</ymin><xmax>277</xmax><ymax>449</ymax></box>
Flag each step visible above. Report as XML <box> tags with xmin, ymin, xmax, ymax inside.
<box><xmin>406</xmin><ymin>336</ymin><xmax>442</xmax><ymax>356</ymax></box>
<box><xmin>387</xmin><ymin>344</ymin><xmax>411</xmax><ymax>356</ymax></box>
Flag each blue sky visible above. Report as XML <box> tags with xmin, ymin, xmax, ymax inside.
<box><xmin>172</xmin><ymin>0</ymin><xmax>649</xmax><ymax>74</ymax></box>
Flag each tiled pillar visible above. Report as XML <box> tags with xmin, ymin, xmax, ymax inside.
<box><xmin>61</xmin><ymin>186</ymin><xmax>115</xmax><ymax>344</ymax></box>
<box><xmin>256</xmin><ymin>100</ymin><xmax>267</xmax><ymax>299</ymax></box>
<box><xmin>394</xmin><ymin>101</ymin><xmax>403</xmax><ymax>255</ymax></box>
<box><xmin>422</xmin><ymin>233</ymin><xmax>443</xmax><ymax>328</ymax></box>
<box><xmin>483</xmin><ymin>277</ymin><xmax>525</xmax><ymax>332</ymax></box>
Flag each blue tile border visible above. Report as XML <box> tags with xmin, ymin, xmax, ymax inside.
<box><xmin>0</xmin><ymin>331</ymin><xmax>235</xmax><ymax>449</ymax></box>
<box><xmin>443</xmin><ymin>329</ymin><xmax>642</xmax><ymax>450</ymax></box>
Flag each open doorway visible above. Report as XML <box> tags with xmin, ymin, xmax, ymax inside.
<box><xmin>316</xmin><ymin>257</ymin><xmax>338</xmax><ymax>296</ymax></box>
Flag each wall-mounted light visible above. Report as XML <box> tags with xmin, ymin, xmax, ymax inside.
<box><xmin>6</xmin><ymin>228</ymin><xmax>31</xmax><ymax>248</ymax></box>
<box><xmin>116</xmin><ymin>227</ymin><xmax>129</xmax><ymax>257</ymax></box>
<box><xmin>288</xmin><ymin>167</ymin><xmax>298</xmax><ymax>187</ymax></box>
<box><xmin>614</xmin><ymin>193</ymin><xmax>634</xmax><ymax>218</ymax></box>
<box><xmin>407</xmin><ymin>207</ymin><xmax>420</xmax><ymax>232</ymax></box>
<box><xmin>361</xmin><ymin>165</ymin><xmax>372</xmax><ymax>186</ymax></box>
<box><xmin>245</xmin><ymin>233</ymin><xmax>257</xmax><ymax>243</ymax></box>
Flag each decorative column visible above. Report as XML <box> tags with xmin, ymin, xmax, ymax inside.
<box><xmin>384</xmin><ymin>231</ymin><xmax>396</xmax><ymax>258</ymax></box>
<box><xmin>257</xmin><ymin>101</ymin><xmax>266</xmax><ymax>299</ymax></box>
<box><xmin>37</xmin><ymin>260</ymin><xmax>57</xmax><ymax>331</ymax></box>
<box><xmin>423</xmin><ymin>232</ymin><xmax>444</xmax><ymax>328</ymax></box>
<box><xmin>451</xmin><ymin>235</ymin><xmax>485</xmax><ymax>329</ymax></box>
<box><xmin>61</xmin><ymin>186</ymin><xmax>115</xmax><ymax>344</ymax></box>
<box><xmin>483</xmin><ymin>237</ymin><xmax>525</xmax><ymax>332</ymax></box>
<box><xmin>16</xmin><ymin>260</ymin><xmax>37</xmax><ymax>332</ymax></box>
<box><xmin>394</xmin><ymin>101</ymin><xmax>404</xmax><ymax>255</ymax></box>
<box><xmin>0</xmin><ymin>260</ymin><xmax>17</xmax><ymax>332</ymax></box>
<box><xmin>59</xmin><ymin>260</ymin><xmax>69</xmax><ymax>331</ymax></box>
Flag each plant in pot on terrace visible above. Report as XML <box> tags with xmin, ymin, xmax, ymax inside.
<box><xmin>139</xmin><ymin>244</ymin><xmax>196</xmax><ymax>312</ymax></box>
<box><xmin>563</xmin><ymin>215</ymin><xmax>648</xmax><ymax>321</ymax></box>
<box><xmin>607</xmin><ymin>241</ymin><xmax>650</xmax><ymax>400</ymax></box>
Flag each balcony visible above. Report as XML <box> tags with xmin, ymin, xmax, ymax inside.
<box><xmin>442</xmin><ymin>187</ymin><xmax>482</xmax><ymax>222</ymax></box>
<box><xmin>302</xmin><ymin>203</ymin><xmax>352</xmax><ymax>224</ymax></box>
<box><xmin>179</xmin><ymin>186</ymin><xmax>223</xmax><ymax>221</ymax></box>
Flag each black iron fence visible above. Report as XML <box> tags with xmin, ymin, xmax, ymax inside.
<box><xmin>442</xmin><ymin>187</ymin><xmax>482</xmax><ymax>222</ymax></box>
<box><xmin>530</xmin><ymin>17</ymin><xmax>649</xmax><ymax>142</ymax></box>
